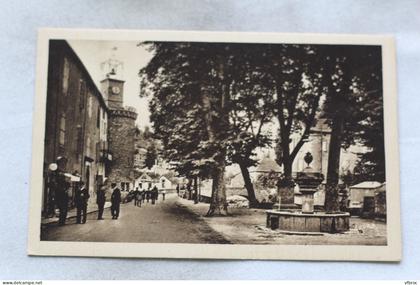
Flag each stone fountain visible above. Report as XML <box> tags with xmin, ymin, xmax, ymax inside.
<box><xmin>266</xmin><ymin>152</ymin><xmax>350</xmax><ymax>233</ymax></box>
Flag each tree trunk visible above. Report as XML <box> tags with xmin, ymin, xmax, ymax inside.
<box><xmin>193</xmin><ymin>176</ymin><xmax>198</xmax><ymax>204</ymax></box>
<box><xmin>279</xmin><ymin>128</ymin><xmax>292</xmax><ymax>179</ymax></box>
<box><xmin>207</xmin><ymin>154</ymin><xmax>228</xmax><ymax>216</ymax></box>
<box><xmin>201</xmin><ymin>86</ymin><xmax>228</xmax><ymax>216</ymax></box>
<box><xmin>283</xmin><ymin>157</ymin><xmax>293</xmax><ymax>180</ymax></box>
<box><xmin>277</xmin><ymin>131</ymin><xmax>295</xmax><ymax>206</ymax></box>
<box><xmin>187</xmin><ymin>178</ymin><xmax>192</xmax><ymax>200</ymax></box>
<box><xmin>325</xmin><ymin>111</ymin><xmax>345</xmax><ymax>213</ymax></box>
<box><xmin>239</xmin><ymin>162</ymin><xmax>258</xmax><ymax>207</ymax></box>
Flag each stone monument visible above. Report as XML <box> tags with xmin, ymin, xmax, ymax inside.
<box><xmin>266</xmin><ymin>151</ymin><xmax>350</xmax><ymax>233</ymax></box>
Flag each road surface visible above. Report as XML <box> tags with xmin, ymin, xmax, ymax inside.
<box><xmin>41</xmin><ymin>194</ymin><xmax>230</xmax><ymax>244</ymax></box>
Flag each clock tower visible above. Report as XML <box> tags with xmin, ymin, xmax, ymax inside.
<box><xmin>100</xmin><ymin>48</ymin><xmax>138</xmax><ymax>192</ymax></box>
<box><xmin>101</xmin><ymin>77</ymin><xmax>125</xmax><ymax>109</ymax></box>
<box><xmin>100</xmin><ymin>50</ymin><xmax>125</xmax><ymax>109</ymax></box>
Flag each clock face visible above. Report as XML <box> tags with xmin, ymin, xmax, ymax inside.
<box><xmin>111</xmin><ymin>86</ymin><xmax>121</xmax><ymax>94</ymax></box>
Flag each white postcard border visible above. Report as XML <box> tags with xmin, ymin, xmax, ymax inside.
<box><xmin>27</xmin><ymin>28</ymin><xmax>401</xmax><ymax>261</ymax></box>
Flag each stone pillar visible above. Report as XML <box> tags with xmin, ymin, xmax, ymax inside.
<box><xmin>278</xmin><ymin>185</ymin><xmax>295</xmax><ymax>205</ymax></box>
<box><xmin>301</xmin><ymin>192</ymin><xmax>315</xmax><ymax>213</ymax></box>
<box><xmin>295</xmin><ymin>152</ymin><xmax>324</xmax><ymax>214</ymax></box>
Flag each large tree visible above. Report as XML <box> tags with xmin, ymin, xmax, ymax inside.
<box><xmin>140</xmin><ymin>42</ymin><xmax>278</xmax><ymax>212</ymax></box>
<box><xmin>140</xmin><ymin>42</ymin><xmax>233</xmax><ymax>215</ymax></box>
<box><xmin>226</xmin><ymin>45</ymin><xmax>276</xmax><ymax>207</ymax></box>
<box><xmin>322</xmin><ymin>45</ymin><xmax>383</xmax><ymax>212</ymax></box>
<box><xmin>240</xmin><ymin>44</ymin><xmax>329</xmax><ymax>183</ymax></box>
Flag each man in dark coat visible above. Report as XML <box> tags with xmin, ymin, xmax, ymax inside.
<box><xmin>75</xmin><ymin>182</ymin><xmax>90</xmax><ymax>224</ymax></box>
<box><xmin>55</xmin><ymin>156</ymin><xmax>69</xmax><ymax>226</ymax></box>
<box><xmin>151</xmin><ymin>185</ymin><xmax>158</xmax><ymax>205</ymax></box>
<box><xmin>146</xmin><ymin>187</ymin><xmax>151</xmax><ymax>203</ymax></box>
<box><xmin>133</xmin><ymin>187</ymin><xmax>139</xmax><ymax>206</ymax></box>
<box><xmin>141</xmin><ymin>189</ymin><xmax>146</xmax><ymax>203</ymax></box>
<box><xmin>110</xmin><ymin>183</ymin><xmax>121</xmax><ymax>219</ymax></box>
<box><xmin>96</xmin><ymin>182</ymin><xmax>106</xmax><ymax>220</ymax></box>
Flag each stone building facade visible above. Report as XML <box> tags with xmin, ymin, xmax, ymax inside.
<box><xmin>42</xmin><ymin>40</ymin><xmax>111</xmax><ymax>215</ymax></box>
<box><xmin>42</xmin><ymin>40</ymin><xmax>138</xmax><ymax>217</ymax></box>
<box><xmin>100</xmin><ymin>78</ymin><xmax>138</xmax><ymax>192</ymax></box>
<box><xmin>291</xmin><ymin>119</ymin><xmax>362</xmax><ymax>180</ymax></box>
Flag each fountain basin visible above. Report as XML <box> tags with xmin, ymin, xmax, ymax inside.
<box><xmin>266</xmin><ymin>210</ymin><xmax>350</xmax><ymax>233</ymax></box>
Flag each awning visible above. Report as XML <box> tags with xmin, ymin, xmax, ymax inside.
<box><xmin>64</xmin><ymin>173</ymin><xmax>81</xmax><ymax>182</ymax></box>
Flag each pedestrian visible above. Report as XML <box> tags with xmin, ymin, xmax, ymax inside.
<box><xmin>135</xmin><ymin>187</ymin><xmax>141</xmax><ymax>207</ymax></box>
<box><xmin>162</xmin><ymin>189</ymin><xmax>166</xmax><ymax>201</ymax></box>
<box><xmin>187</xmin><ymin>183</ymin><xmax>192</xmax><ymax>200</ymax></box>
<box><xmin>110</xmin><ymin>183</ymin><xmax>121</xmax><ymax>219</ymax></box>
<box><xmin>193</xmin><ymin>188</ymin><xmax>198</xmax><ymax>204</ymax></box>
<box><xmin>134</xmin><ymin>187</ymin><xmax>139</xmax><ymax>206</ymax></box>
<box><xmin>146</xmin><ymin>187</ymin><xmax>151</xmax><ymax>203</ymax></box>
<box><xmin>176</xmin><ymin>184</ymin><xmax>180</xmax><ymax>197</ymax></box>
<box><xmin>55</xmin><ymin>156</ymin><xmax>70</xmax><ymax>226</ymax></box>
<box><xmin>151</xmin><ymin>185</ymin><xmax>158</xmax><ymax>205</ymax></box>
<box><xmin>96</xmin><ymin>181</ymin><xmax>106</xmax><ymax>220</ymax></box>
<box><xmin>138</xmin><ymin>189</ymin><xmax>143</xmax><ymax>207</ymax></box>
<box><xmin>142</xmin><ymin>189</ymin><xmax>146</xmax><ymax>203</ymax></box>
<box><xmin>75</xmin><ymin>181</ymin><xmax>90</xmax><ymax>224</ymax></box>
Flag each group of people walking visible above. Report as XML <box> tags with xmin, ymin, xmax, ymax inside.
<box><xmin>133</xmin><ymin>186</ymin><xmax>166</xmax><ymax>207</ymax></box>
<box><xmin>52</xmin><ymin>176</ymin><xmax>123</xmax><ymax>225</ymax></box>
<box><xmin>74</xmin><ymin>181</ymin><xmax>123</xmax><ymax>223</ymax></box>
<box><xmin>49</xmin><ymin>156</ymin><xmax>171</xmax><ymax>226</ymax></box>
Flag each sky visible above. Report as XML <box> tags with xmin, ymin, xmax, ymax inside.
<box><xmin>68</xmin><ymin>40</ymin><xmax>154</xmax><ymax>129</ymax></box>
<box><xmin>66</xmin><ymin>39</ymin><xmax>273</xmax><ymax>176</ymax></box>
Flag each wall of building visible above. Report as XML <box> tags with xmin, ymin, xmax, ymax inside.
<box><xmin>107</xmin><ymin>109</ymin><xmax>137</xmax><ymax>189</ymax></box>
<box><xmin>291</xmin><ymin>128</ymin><xmax>362</xmax><ymax>180</ymax></box>
<box><xmin>43</xmin><ymin>40</ymin><xmax>109</xmax><ymax>213</ymax></box>
<box><xmin>82</xmin><ymin>89</ymin><xmax>108</xmax><ymax>206</ymax></box>
<box><xmin>349</xmin><ymin>188</ymin><xmax>376</xmax><ymax>208</ymax></box>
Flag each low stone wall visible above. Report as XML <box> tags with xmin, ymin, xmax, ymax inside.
<box><xmin>266</xmin><ymin>210</ymin><xmax>350</xmax><ymax>233</ymax></box>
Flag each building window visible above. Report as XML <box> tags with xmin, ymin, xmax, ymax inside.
<box><xmin>79</xmin><ymin>80</ymin><xmax>86</xmax><ymax>110</ymax></box>
<box><xmin>86</xmin><ymin>137</ymin><xmax>91</xmax><ymax>157</ymax></box>
<box><xmin>97</xmin><ymin>106</ymin><xmax>100</xmax><ymax>128</ymax></box>
<box><xmin>87</xmin><ymin>95</ymin><xmax>93</xmax><ymax>118</ymax></box>
<box><xmin>62</xmin><ymin>58</ymin><xmax>70</xmax><ymax>96</ymax></box>
<box><xmin>59</xmin><ymin>113</ymin><xmax>66</xmax><ymax>146</ymax></box>
<box><xmin>121</xmin><ymin>182</ymin><xmax>125</xmax><ymax>191</ymax></box>
<box><xmin>76</xmin><ymin>125</ymin><xmax>83</xmax><ymax>153</ymax></box>
<box><xmin>322</xmin><ymin>141</ymin><xmax>328</xmax><ymax>152</ymax></box>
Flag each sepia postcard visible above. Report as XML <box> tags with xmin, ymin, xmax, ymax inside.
<box><xmin>27</xmin><ymin>28</ymin><xmax>401</xmax><ymax>261</ymax></box>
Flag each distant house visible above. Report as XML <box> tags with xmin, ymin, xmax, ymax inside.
<box><xmin>158</xmin><ymin>176</ymin><xmax>173</xmax><ymax>190</ymax></box>
<box><xmin>229</xmin><ymin>157</ymin><xmax>282</xmax><ymax>188</ymax></box>
<box><xmin>348</xmin><ymin>181</ymin><xmax>384</xmax><ymax>216</ymax></box>
<box><xmin>255</xmin><ymin>157</ymin><xmax>282</xmax><ymax>174</ymax></box>
<box><xmin>134</xmin><ymin>172</ymin><xmax>175</xmax><ymax>191</ymax></box>
<box><xmin>222</xmin><ymin>157</ymin><xmax>282</xmax><ymax>202</ymax></box>
<box><xmin>134</xmin><ymin>173</ymin><xmax>153</xmax><ymax>190</ymax></box>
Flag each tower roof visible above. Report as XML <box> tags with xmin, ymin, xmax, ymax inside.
<box><xmin>255</xmin><ymin>157</ymin><xmax>282</xmax><ymax>173</ymax></box>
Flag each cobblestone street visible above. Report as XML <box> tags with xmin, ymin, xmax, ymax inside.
<box><xmin>41</xmin><ymin>193</ymin><xmax>386</xmax><ymax>245</ymax></box>
<box><xmin>41</xmin><ymin>193</ymin><xmax>229</xmax><ymax>244</ymax></box>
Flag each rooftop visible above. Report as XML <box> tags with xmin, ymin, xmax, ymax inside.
<box><xmin>255</xmin><ymin>157</ymin><xmax>282</xmax><ymax>173</ymax></box>
<box><xmin>350</xmin><ymin>181</ymin><xmax>383</xmax><ymax>189</ymax></box>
